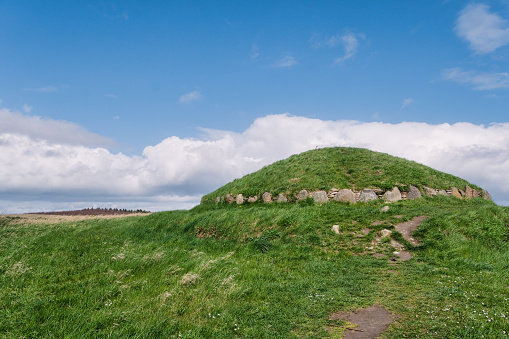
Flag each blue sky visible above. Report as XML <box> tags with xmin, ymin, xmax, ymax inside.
<box><xmin>2</xmin><ymin>1</ymin><xmax>509</xmax><ymax>213</ymax></box>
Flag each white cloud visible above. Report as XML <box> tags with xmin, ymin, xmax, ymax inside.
<box><xmin>273</xmin><ymin>56</ymin><xmax>297</xmax><ymax>68</ymax></box>
<box><xmin>2</xmin><ymin>112</ymin><xmax>509</xmax><ymax>213</ymax></box>
<box><xmin>179</xmin><ymin>91</ymin><xmax>202</xmax><ymax>103</ymax></box>
<box><xmin>311</xmin><ymin>32</ymin><xmax>365</xmax><ymax>63</ymax></box>
<box><xmin>441</xmin><ymin>67</ymin><xmax>509</xmax><ymax>90</ymax></box>
<box><xmin>0</xmin><ymin>108</ymin><xmax>113</xmax><ymax>147</ymax></box>
<box><xmin>401</xmin><ymin>98</ymin><xmax>415</xmax><ymax>110</ymax></box>
<box><xmin>22</xmin><ymin>104</ymin><xmax>33</xmax><ymax>113</ymax></box>
<box><xmin>455</xmin><ymin>3</ymin><xmax>509</xmax><ymax>54</ymax></box>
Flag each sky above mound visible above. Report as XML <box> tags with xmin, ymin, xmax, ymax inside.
<box><xmin>1</xmin><ymin>1</ymin><xmax>509</xmax><ymax>213</ymax></box>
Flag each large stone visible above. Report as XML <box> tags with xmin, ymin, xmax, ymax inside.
<box><xmin>262</xmin><ymin>192</ymin><xmax>272</xmax><ymax>203</ymax></box>
<box><xmin>424</xmin><ymin>187</ymin><xmax>437</xmax><ymax>197</ymax></box>
<box><xmin>437</xmin><ymin>190</ymin><xmax>448</xmax><ymax>196</ymax></box>
<box><xmin>407</xmin><ymin>185</ymin><xmax>422</xmax><ymax>200</ymax></box>
<box><xmin>248</xmin><ymin>196</ymin><xmax>258</xmax><ymax>203</ymax></box>
<box><xmin>383</xmin><ymin>187</ymin><xmax>402</xmax><ymax>202</ymax></box>
<box><xmin>296</xmin><ymin>190</ymin><xmax>309</xmax><ymax>201</ymax></box>
<box><xmin>482</xmin><ymin>189</ymin><xmax>492</xmax><ymax>201</ymax></box>
<box><xmin>465</xmin><ymin>186</ymin><xmax>473</xmax><ymax>199</ymax></box>
<box><xmin>334</xmin><ymin>189</ymin><xmax>356</xmax><ymax>204</ymax></box>
<box><xmin>358</xmin><ymin>189</ymin><xmax>378</xmax><ymax>202</ymax></box>
<box><xmin>225</xmin><ymin>194</ymin><xmax>235</xmax><ymax>204</ymax></box>
<box><xmin>276</xmin><ymin>194</ymin><xmax>288</xmax><ymax>203</ymax></box>
<box><xmin>472</xmin><ymin>189</ymin><xmax>479</xmax><ymax>198</ymax></box>
<box><xmin>215</xmin><ymin>196</ymin><xmax>221</xmax><ymax>204</ymax></box>
<box><xmin>312</xmin><ymin>190</ymin><xmax>329</xmax><ymax>204</ymax></box>
<box><xmin>450</xmin><ymin>187</ymin><xmax>462</xmax><ymax>199</ymax></box>
<box><xmin>236</xmin><ymin>194</ymin><xmax>244</xmax><ymax>205</ymax></box>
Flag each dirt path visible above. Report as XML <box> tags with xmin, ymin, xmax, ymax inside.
<box><xmin>330</xmin><ymin>305</ymin><xmax>398</xmax><ymax>338</ymax></box>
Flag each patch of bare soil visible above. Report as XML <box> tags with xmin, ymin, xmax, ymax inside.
<box><xmin>330</xmin><ymin>305</ymin><xmax>399</xmax><ymax>338</ymax></box>
<box><xmin>394</xmin><ymin>216</ymin><xmax>427</xmax><ymax>246</ymax></box>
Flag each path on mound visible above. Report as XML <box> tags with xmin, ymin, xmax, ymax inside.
<box><xmin>332</xmin><ymin>216</ymin><xmax>428</xmax><ymax>338</ymax></box>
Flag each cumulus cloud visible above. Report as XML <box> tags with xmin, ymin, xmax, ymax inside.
<box><xmin>273</xmin><ymin>56</ymin><xmax>297</xmax><ymax>68</ymax></box>
<box><xmin>455</xmin><ymin>3</ymin><xmax>509</xmax><ymax>54</ymax></box>
<box><xmin>179</xmin><ymin>91</ymin><xmax>202</xmax><ymax>103</ymax></box>
<box><xmin>0</xmin><ymin>108</ymin><xmax>113</xmax><ymax>147</ymax></box>
<box><xmin>2</xmin><ymin>111</ymin><xmax>509</xmax><ymax>213</ymax></box>
<box><xmin>441</xmin><ymin>67</ymin><xmax>509</xmax><ymax>90</ymax></box>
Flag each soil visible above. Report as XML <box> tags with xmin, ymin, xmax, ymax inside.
<box><xmin>330</xmin><ymin>305</ymin><xmax>399</xmax><ymax>339</ymax></box>
<box><xmin>394</xmin><ymin>216</ymin><xmax>427</xmax><ymax>246</ymax></box>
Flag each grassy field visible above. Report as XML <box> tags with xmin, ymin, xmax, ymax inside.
<box><xmin>1</xmin><ymin>148</ymin><xmax>507</xmax><ymax>338</ymax></box>
<box><xmin>1</xmin><ymin>197</ymin><xmax>508</xmax><ymax>338</ymax></box>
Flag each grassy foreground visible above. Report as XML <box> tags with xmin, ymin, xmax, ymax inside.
<box><xmin>1</xmin><ymin>197</ymin><xmax>508</xmax><ymax>338</ymax></box>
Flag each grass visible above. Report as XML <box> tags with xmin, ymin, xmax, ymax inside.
<box><xmin>201</xmin><ymin>147</ymin><xmax>482</xmax><ymax>203</ymax></box>
<box><xmin>1</xmin><ymin>196</ymin><xmax>508</xmax><ymax>338</ymax></box>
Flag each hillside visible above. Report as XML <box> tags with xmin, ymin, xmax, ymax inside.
<box><xmin>202</xmin><ymin>147</ymin><xmax>484</xmax><ymax>204</ymax></box>
<box><xmin>1</xmin><ymin>148</ymin><xmax>507</xmax><ymax>338</ymax></box>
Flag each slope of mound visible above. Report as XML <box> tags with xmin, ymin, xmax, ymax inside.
<box><xmin>201</xmin><ymin>147</ymin><xmax>481</xmax><ymax>203</ymax></box>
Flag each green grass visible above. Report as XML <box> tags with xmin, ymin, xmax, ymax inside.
<box><xmin>1</xmin><ymin>196</ymin><xmax>508</xmax><ymax>338</ymax></box>
<box><xmin>201</xmin><ymin>147</ymin><xmax>482</xmax><ymax>203</ymax></box>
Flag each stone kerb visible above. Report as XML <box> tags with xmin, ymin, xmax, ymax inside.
<box><xmin>215</xmin><ymin>185</ymin><xmax>490</xmax><ymax>205</ymax></box>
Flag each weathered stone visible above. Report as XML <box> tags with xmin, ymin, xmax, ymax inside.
<box><xmin>407</xmin><ymin>185</ymin><xmax>422</xmax><ymax>200</ymax></box>
<box><xmin>450</xmin><ymin>187</ymin><xmax>462</xmax><ymax>199</ymax></box>
<box><xmin>236</xmin><ymin>194</ymin><xmax>244</xmax><ymax>205</ymax></box>
<box><xmin>358</xmin><ymin>189</ymin><xmax>378</xmax><ymax>202</ymax></box>
<box><xmin>373</xmin><ymin>188</ymin><xmax>384</xmax><ymax>195</ymax></box>
<box><xmin>276</xmin><ymin>194</ymin><xmax>288</xmax><ymax>203</ymax></box>
<box><xmin>332</xmin><ymin>225</ymin><xmax>340</xmax><ymax>234</ymax></box>
<box><xmin>482</xmin><ymin>189</ymin><xmax>492</xmax><ymax>201</ymax></box>
<box><xmin>381</xmin><ymin>205</ymin><xmax>390</xmax><ymax>212</ymax></box>
<box><xmin>459</xmin><ymin>189</ymin><xmax>465</xmax><ymax>197</ymax></box>
<box><xmin>248</xmin><ymin>196</ymin><xmax>258</xmax><ymax>203</ymax></box>
<box><xmin>381</xmin><ymin>229</ymin><xmax>392</xmax><ymax>237</ymax></box>
<box><xmin>330</xmin><ymin>188</ymin><xmax>339</xmax><ymax>192</ymax></box>
<box><xmin>383</xmin><ymin>187</ymin><xmax>402</xmax><ymax>202</ymax></box>
<box><xmin>424</xmin><ymin>187</ymin><xmax>437</xmax><ymax>197</ymax></box>
<box><xmin>334</xmin><ymin>189</ymin><xmax>356</xmax><ymax>204</ymax></box>
<box><xmin>465</xmin><ymin>186</ymin><xmax>473</xmax><ymax>199</ymax></box>
<box><xmin>472</xmin><ymin>189</ymin><xmax>479</xmax><ymax>198</ymax></box>
<box><xmin>215</xmin><ymin>196</ymin><xmax>221</xmax><ymax>204</ymax></box>
<box><xmin>225</xmin><ymin>194</ymin><xmax>235</xmax><ymax>204</ymax></box>
<box><xmin>262</xmin><ymin>192</ymin><xmax>272</xmax><ymax>203</ymax></box>
<box><xmin>296</xmin><ymin>190</ymin><xmax>309</xmax><ymax>201</ymax></box>
<box><xmin>312</xmin><ymin>190</ymin><xmax>329</xmax><ymax>204</ymax></box>
<box><xmin>437</xmin><ymin>190</ymin><xmax>448</xmax><ymax>196</ymax></box>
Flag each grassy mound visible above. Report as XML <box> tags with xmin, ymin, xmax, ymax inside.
<box><xmin>201</xmin><ymin>147</ymin><xmax>482</xmax><ymax>203</ymax></box>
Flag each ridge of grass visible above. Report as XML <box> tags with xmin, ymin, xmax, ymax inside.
<box><xmin>201</xmin><ymin>147</ymin><xmax>483</xmax><ymax>203</ymax></box>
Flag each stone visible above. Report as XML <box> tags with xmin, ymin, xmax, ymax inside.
<box><xmin>381</xmin><ymin>205</ymin><xmax>390</xmax><ymax>212</ymax></box>
<box><xmin>248</xmin><ymin>196</ymin><xmax>258</xmax><ymax>203</ymax></box>
<box><xmin>482</xmin><ymin>189</ymin><xmax>492</xmax><ymax>201</ymax></box>
<box><xmin>383</xmin><ymin>187</ymin><xmax>402</xmax><ymax>202</ymax></box>
<box><xmin>437</xmin><ymin>190</ymin><xmax>448</xmax><ymax>196</ymax></box>
<box><xmin>358</xmin><ymin>189</ymin><xmax>378</xmax><ymax>202</ymax></box>
<box><xmin>236</xmin><ymin>194</ymin><xmax>244</xmax><ymax>205</ymax></box>
<box><xmin>225</xmin><ymin>194</ymin><xmax>235</xmax><ymax>204</ymax></box>
<box><xmin>312</xmin><ymin>190</ymin><xmax>329</xmax><ymax>204</ymax></box>
<box><xmin>424</xmin><ymin>187</ymin><xmax>437</xmax><ymax>197</ymax></box>
<box><xmin>296</xmin><ymin>190</ymin><xmax>309</xmax><ymax>201</ymax></box>
<box><xmin>459</xmin><ymin>189</ymin><xmax>465</xmax><ymax>197</ymax></box>
<box><xmin>407</xmin><ymin>185</ymin><xmax>422</xmax><ymax>200</ymax></box>
<box><xmin>450</xmin><ymin>187</ymin><xmax>462</xmax><ymax>199</ymax></box>
<box><xmin>262</xmin><ymin>192</ymin><xmax>272</xmax><ymax>203</ymax></box>
<box><xmin>215</xmin><ymin>196</ymin><xmax>221</xmax><ymax>204</ymax></box>
<box><xmin>332</xmin><ymin>225</ymin><xmax>340</xmax><ymax>234</ymax></box>
<box><xmin>334</xmin><ymin>189</ymin><xmax>356</xmax><ymax>204</ymax></box>
<box><xmin>276</xmin><ymin>194</ymin><xmax>288</xmax><ymax>203</ymax></box>
<box><xmin>465</xmin><ymin>186</ymin><xmax>473</xmax><ymax>199</ymax></box>
<box><xmin>472</xmin><ymin>189</ymin><xmax>479</xmax><ymax>198</ymax></box>
<box><xmin>381</xmin><ymin>229</ymin><xmax>392</xmax><ymax>237</ymax></box>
